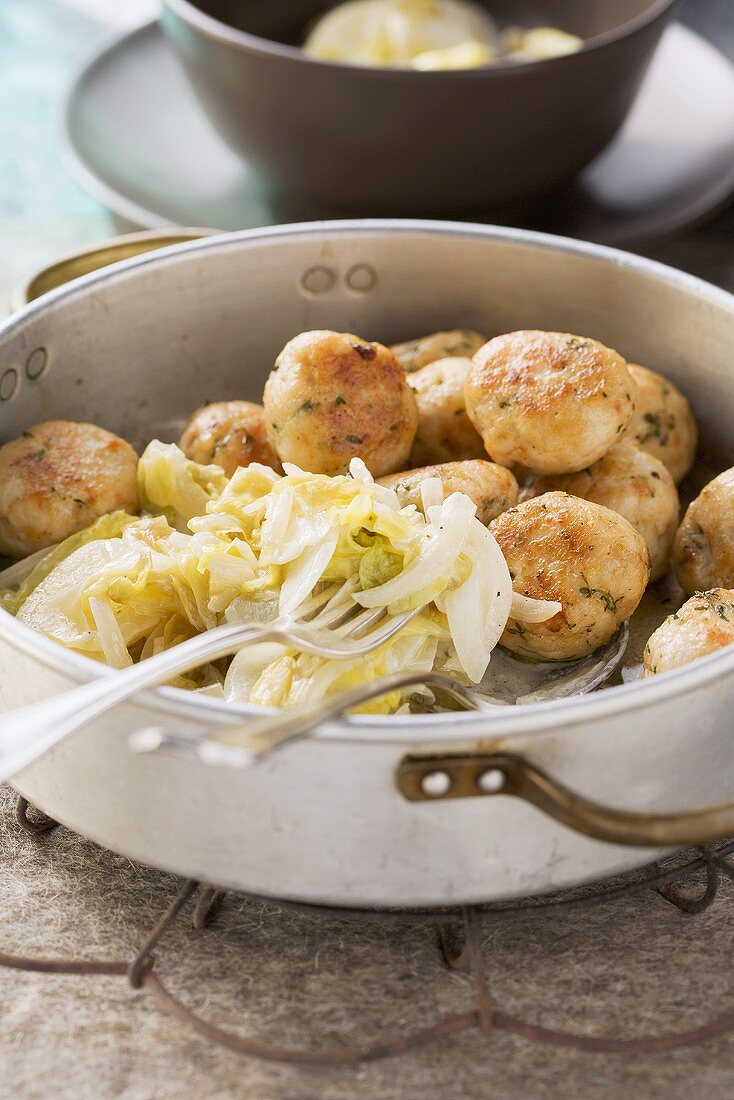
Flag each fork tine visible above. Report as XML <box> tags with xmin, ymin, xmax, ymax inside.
<box><xmin>338</xmin><ymin>606</ymin><xmax>388</xmax><ymax>638</ymax></box>
<box><xmin>360</xmin><ymin>609</ymin><xmax>419</xmax><ymax>647</ymax></box>
<box><xmin>340</xmin><ymin>607</ymin><xmax>416</xmax><ymax>647</ymax></box>
<box><xmin>294</xmin><ymin>584</ymin><xmax>340</xmax><ymax>620</ymax></box>
<box><xmin>321</xmin><ymin>575</ymin><xmax>360</xmax><ymax>609</ymax></box>
<box><xmin>284</xmin><ymin>606</ymin><xmax>421</xmax><ymax>659</ymax></box>
<box><xmin>295</xmin><ymin>579</ymin><xmax>354</xmax><ymax>621</ymax></box>
<box><xmin>312</xmin><ymin>599</ymin><xmax>365</xmax><ymax>630</ymax></box>
<box><xmin>299</xmin><ymin>577</ymin><xmax>359</xmax><ymax>620</ymax></box>
<box><xmin>307</xmin><ymin>580</ymin><xmax>363</xmax><ymax>627</ymax></box>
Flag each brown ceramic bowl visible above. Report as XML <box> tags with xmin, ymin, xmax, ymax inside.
<box><xmin>161</xmin><ymin>0</ymin><xmax>677</xmax><ymax>214</ymax></box>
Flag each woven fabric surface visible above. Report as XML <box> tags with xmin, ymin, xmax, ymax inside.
<box><xmin>5</xmin><ymin>783</ymin><xmax>734</xmax><ymax>1100</ymax></box>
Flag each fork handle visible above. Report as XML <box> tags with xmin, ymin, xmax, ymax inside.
<box><xmin>0</xmin><ymin>622</ymin><xmax>277</xmax><ymax>781</ymax></box>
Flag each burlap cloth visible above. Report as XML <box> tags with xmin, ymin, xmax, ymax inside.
<box><xmin>4</xmin><ymin>778</ymin><xmax>734</xmax><ymax>1100</ymax></box>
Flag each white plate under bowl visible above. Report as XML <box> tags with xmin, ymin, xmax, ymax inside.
<box><xmin>64</xmin><ymin>19</ymin><xmax>734</xmax><ymax>247</ymax></box>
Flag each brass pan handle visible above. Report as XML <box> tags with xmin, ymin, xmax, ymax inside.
<box><xmin>396</xmin><ymin>752</ymin><xmax>734</xmax><ymax>848</ymax></box>
<box><xmin>11</xmin><ymin>228</ymin><xmax>216</xmax><ymax>311</ymax></box>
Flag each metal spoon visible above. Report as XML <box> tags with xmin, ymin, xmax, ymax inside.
<box><xmin>130</xmin><ymin>624</ymin><xmax>629</xmax><ymax>767</ymax></box>
<box><xmin>472</xmin><ymin>622</ymin><xmax>630</xmax><ymax>706</ymax></box>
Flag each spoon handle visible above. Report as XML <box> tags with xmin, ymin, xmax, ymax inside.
<box><xmin>0</xmin><ymin>621</ymin><xmax>271</xmax><ymax>780</ymax></box>
<box><xmin>130</xmin><ymin>671</ymin><xmax>487</xmax><ymax>766</ymax></box>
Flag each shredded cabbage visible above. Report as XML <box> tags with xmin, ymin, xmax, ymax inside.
<box><xmin>0</xmin><ymin>511</ymin><xmax>136</xmax><ymax>615</ymax></box>
<box><xmin>138</xmin><ymin>440</ymin><xmax>228</xmax><ymax>531</ymax></box>
<box><xmin>10</xmin><ymin>442</ymin><xmax>558</xmax><ymax>711</ymax></box>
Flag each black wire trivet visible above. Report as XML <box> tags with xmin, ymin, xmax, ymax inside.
<box><xmin>5</xmin><ymin>794</ymin><xmax>734</xmax><ymax>1066</ymax></box>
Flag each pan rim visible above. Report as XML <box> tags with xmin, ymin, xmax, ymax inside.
<box><xmin>1</xmin><ymin>216</ymin><xmax>732</xmax><ymax>744</ymax></box>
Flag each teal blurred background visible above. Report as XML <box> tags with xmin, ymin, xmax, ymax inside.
<box><xmin>0</xmin><ymin>1</ymin><xmax>154</xmax><ymax>301</ymax></box>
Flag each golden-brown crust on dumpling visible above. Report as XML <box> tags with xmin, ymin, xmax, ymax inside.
<box><xmin>263</xmin><ymin>330</ymin><xmax>418</xmax><ymax>477</ymax></box>
<box><xmin>490</xmin><ymin>491</ymin><xmax>649</xmax><ymax>660</ymax></box>
<box><xmin>465</xmin><ymin>331</ymin><xmax>635</xmax><ymax>475</ymax></box>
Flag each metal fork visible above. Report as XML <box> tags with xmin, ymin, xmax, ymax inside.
<box><xmin>0</xmin><ymin>579</ymin><xmax>420</xmax><ymax>781</ymax></box>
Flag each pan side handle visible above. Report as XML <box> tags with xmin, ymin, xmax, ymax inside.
<box><xmin>396</xmin><ymin>752</ymin><xmax>734</xmax><ymax>848</ymax></box>
<box><xmin>11</xmin><ymin>228</ymin><xmax>215</xmax><ymax>311</ymax></box>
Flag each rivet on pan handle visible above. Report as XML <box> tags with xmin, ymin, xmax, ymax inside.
<box><xmin>396</xmin><ymin>752</ymin><xmax>734</xmax><ymax>848</ymax></box>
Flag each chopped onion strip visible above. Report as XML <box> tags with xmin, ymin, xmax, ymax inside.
<box><xmin>511</xmin><ymin>593</ymin><xmax>563</xmax><ymax>623</ymax></box>
<box><xmin>420</xmin><ymin>476</ymin><xmax>444</xmax><ymax>513</ymax></box>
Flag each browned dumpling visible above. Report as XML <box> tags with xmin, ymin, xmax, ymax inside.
<box><xmin>262</xmin><ymin>330</ymin><xmax>418</xmax><ymax>477</ymax></box>
<box><xmin>490</xmin><ymin>492</ymin><xmax>649</xmax><ymax>660</ymax></box>
<box><xmin>408</xmin><ymin>357</ymin><xmax>486</xmax><ymax>466</ymax></box>
<box><xmin>0</xmin><ymin>421</ymin><xmax>139</xmax><ymax>559</ymax></box>
<box><xmin>644</xmin><ymin>589</ymin><xmax>734</xmax><ymax>676</ymax></box>
<box><xmin>673</xmin><ymin>467</ymin><xmax>734</xmax><ymax>594</ymax></box>
<box><xmin>465</xmin><ymin>331</ymin><xmax>636</xmax><ymax>475</ymax></box>
<box><xmin>379</xmin><ymin>459</ymin><xmax>518</xmax><ymax>525</ymax></box>
<box><xmin>625</xmin><ymin>364</ymin><xmax>697</xmax><ymax>484</ymax></box>
<box><xmin>180</xmin><ymin>400</ymin><xmax>282</xmax><ymax>477</ymax></box>
<box><xmin>390</xmin><ymin>329</ymin><xmax>486</xmax><ymax>373</ymax></box>
<box><xmin>520</xmin><ymin>441</ymin><xmax>678</xmax><ymax>581</ymax></box>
